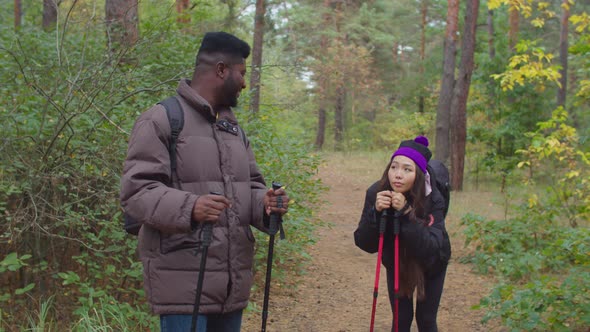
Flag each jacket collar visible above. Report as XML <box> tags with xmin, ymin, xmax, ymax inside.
<box><xmin>176</xmin><ymin>79</ymin><xmax>217</xmax><ymax>122</ymax></box>
<box><xmin>177</xmin><ymin>79</ymin><xmax>240</xmax><ymax>125</ymax></box>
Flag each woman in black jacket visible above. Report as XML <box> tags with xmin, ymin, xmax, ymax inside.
<box><xmin>354</xmin><ymin>136</ymin><xmax>451</xmax><ymax>332</ymax></box>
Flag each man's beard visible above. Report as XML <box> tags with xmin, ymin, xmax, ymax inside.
<box><xmin>222</xmin><ymin>74</ymin><xmax>240</xmax><ymax>107</ymax></box>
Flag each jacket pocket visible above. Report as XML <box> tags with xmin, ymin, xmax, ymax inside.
<box><xmin>245</xmin><ymin>226</ymin><xmax>255</xmax><ymax>243</ymax></box>
<box><xmin>160</xmin><ymin>230</ymin><xmax>200</xmax><ymax>255</ymax></box>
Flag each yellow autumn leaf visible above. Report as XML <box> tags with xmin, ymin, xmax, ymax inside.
<box><xmin>538</xmin><ymin>2</ymin><xmax>550</xmax><ymax>10</ymax></box>
<box><xmin>528</xmin><ymin>194</ymin><xmax>539</xmax><ymax>208</ymax></box>
<box><xmin>531</xmin><ymin>18</ymin><xmax>545</xmax><ymax>28</ymax></box>
<box><xmin>488</xmin><ymin>0</ymin><xmax>506</xmax><ymax>10</ymax></box>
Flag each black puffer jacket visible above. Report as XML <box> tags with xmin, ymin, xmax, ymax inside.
<box><xmin>353</xmin><ymin>181</ymin><xmax>451</xmax><ymax>277</ymax></box>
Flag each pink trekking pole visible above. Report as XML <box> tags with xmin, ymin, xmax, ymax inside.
<box><xmin>393</xmin><ymin>210</ymin><xmax>401</xmax><ymax>332</ymax></box>
<box><xmin>369</xmin><ymin>209</ymin><xmax>389</xmax><ymax>332</ymax></box>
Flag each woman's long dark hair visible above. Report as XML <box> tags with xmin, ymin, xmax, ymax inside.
<box><xmin>377</xmin><ymin>158</ymin><xmax>430</xmax><ymax>300</ymax></box>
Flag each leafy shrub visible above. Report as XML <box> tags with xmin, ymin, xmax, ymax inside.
<box><xmin>239</xmin><ymin>110</ymin><xmax>326</xmax><ymax>290</ymax></box>
<box><xmin>477</xmin><ymin>269</ymin><xmax>590</xmax><ymax>331</ymax></box>
<box><xmin>461</xmin><ymin>109</ymin><xmax>590</xmax><ymax>331</ymax></box>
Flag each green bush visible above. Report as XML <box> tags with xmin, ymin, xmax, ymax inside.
<box><xmin>461</xmin><ymin>109</ymin><xmax>590</xmax><ymax>331</ymax></box>
<box><xmin>477</xmin><ymin>269</ymin><xmax>590</xmax><ymax>331</ymax></box>
<box><xmin>239</xmin><ymin>110</ymin><xmax>326</xmax><ymax>290</ymax></box>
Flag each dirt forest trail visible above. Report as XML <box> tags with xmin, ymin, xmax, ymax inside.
<box><xmin>243</xmin><ymin>152</ymin><xmax>502</xmax><ymax>332</ymax></box>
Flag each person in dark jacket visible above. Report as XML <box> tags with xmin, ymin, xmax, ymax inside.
<box><xmin>354</xmin><ymin>136</ymin><xmax>451</xmax><ymax>332</ymax></box>
<box><xmin>120</xmin><ymin>32</ymin><xmax>289</xmax><ymax>332</ymax></box>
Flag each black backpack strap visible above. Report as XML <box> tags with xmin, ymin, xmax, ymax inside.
<box><xmin>123</xmin><ymin>96</ymin><xmax>183</xmax><ymax>236</ymax></box>
<box><xmin>237</xmin><ymin>126</ymin><xmax>249</xmax><ymax>148</ymax></box>
<box><xmin>427</xmin><ymin>160</ymin><xmax>451</xmax><ymax>218</ymax></box>
<box><xmin>427</xmin><ymin>163</ymin><xmax>438</xmax><ymax>191</ymax></box>
<box><xmin>158</xmin><ymin>96</ymin><xmax>184</xmax><ymax>187</ymax></box>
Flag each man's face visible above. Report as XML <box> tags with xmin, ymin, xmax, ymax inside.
<box><xmin>221</xmin><ymin>61</ymin><xmax>247</xmax><ymax>107</ymax></box>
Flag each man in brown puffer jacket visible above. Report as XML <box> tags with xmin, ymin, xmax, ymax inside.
<box><xmin>120</xmin><ymin>31</ymin><xmax>289</xmax><ymax>332</ymax></box>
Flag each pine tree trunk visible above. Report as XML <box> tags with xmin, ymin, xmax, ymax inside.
<box><xmin>509</xmin><ymin>4</ymin><xmax>519</xmax><ymax>51</ymax></box>
<box><xmin>487</xmin><ymin>9</ymin><xmax>496</xmax><ymax>92</ymax></box>
<box><xmin>249</xmin><ymin>0</ymin><xmax>265</xmax><ymax>114</ymax></box>
<box><xmin>176</xmin><ymin>0</ymin><xmax>190</xmax><ymax>23</ymax></box>
<box><xmin>14</xmin><ymin>0</ymin><xmax>22</xmax><ymax>29</ymax></box>
<box><xmin>435</xmin><ymin>0</ymin><xmax>458</xmax><ymax>163</ymax></box>
<box><xmin>557</xmin><ymin>0</ymin><xmax>570</xmax><ymax>108</ymax></box>
<box><xmin>391</xmin><ymin>41</ymin><xmax>399</xmax><ymax>85</ymax></box>
<box><xmin>504</xmin><ymin>3</ymin><xmax>519</xmax><ymax>155</ymax></box>
<box><xmin>333</xmin><ymin>0</ymin><xmax>345</xmax><ymax>151</ymax></box>
<box><xmin>105</xmin><ymin>0</ymin><xmax>139</xmax><ymax>56</ymax></box>
<box><xmin>419</xmin><ymin>0</ymin><xmax>427</xmax><ymax>114</ymax></box>
<box><xmin>314</xmin><ymin>0</ymin><xmax>332</xmax><ymax>150</ymax></box>
<box><xmin>487</xmin><ymin>10</ymin><xmax>495</xmax><ymax>59</ymax></box>
<box><xmin>487</xmin><ymin>8</ymin><xmax>498</xmax><ymax>160</ymax></box>
<box><xmin>315</xmin><ymin>106</ymin><xmax>326</xmax><ymax>149</ymax></box>
<box><xmin>43</xmin><ymin>0</ymin><xmax>58</xmax><ymax>31</ymax></box>
<box><xmin>334</xmin><ymin>85</ymin><xmax>346</xmax><ymax>151</ymax></box>
<box><xmin>450</xmin><ymin>0</ymin><xmax>479</xmax><ymax>191</ymax></box>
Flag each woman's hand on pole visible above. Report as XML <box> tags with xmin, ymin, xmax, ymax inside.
<box><xmin>390</xmin><ymin>192</ymin><xmax>407</xmax><ymax>212</ymax></box>
<box><xmin>375</xmin><ymin>190</ymin><xmax>394</xmax><ymax>212</ymax></box>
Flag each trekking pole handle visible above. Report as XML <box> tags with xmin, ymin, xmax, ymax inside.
<box><xmin>201</xmin><ymin>223</ymin><xmax>213</xmax><ymax>246</ymax></box>
<box><xmin>379</xmin><ymin>209</ymin><xmax>388</xmax><ymax>234</ymax></box>
<box><xmin>392</xmin><ymin>208</ymin><xmax>401</xmax><ymax>235</ymax></box>
<box><xmin>269</xmin><ymin>182</ymin><xmax>282</xmax><ymax>236</ymax></box>
<box><xmin>201</xmin><ymin>191</ymin><xmax>223</xmax><ymax>246</ymax></box>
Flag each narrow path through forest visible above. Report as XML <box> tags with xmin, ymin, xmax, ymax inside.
<box><xmin>243</xmin><ymin>152</ymin><xmax>502</xmax><ymax>332</ymax></box>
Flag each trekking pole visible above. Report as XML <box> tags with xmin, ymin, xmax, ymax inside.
<box><xmin>261</xmin><ymin>182</ymin><xmax>283</xmax><ymax>332</ymax></box>
<box><xmin>369</xmin><ymin>208</ymin><xmax>389</xmax><ymax>332</ymax></box>
<box><xmin>393</xmin><ymin>209</ymin><xmax>402</xmax><ymax>332</ymax></box>
<box><xmin>190</xmin><ymin>192</ymin><xmax>219</xmax><ymax>332</ymax></box>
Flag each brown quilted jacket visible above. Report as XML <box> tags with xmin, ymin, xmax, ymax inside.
<box><xmin>120</xmin><ymin>79</ymin><xmax>268</xmax><ymax>315</ymax></box>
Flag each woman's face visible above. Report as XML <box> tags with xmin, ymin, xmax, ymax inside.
<box><xmin>388</xmin><ymin>155</ymin><xmax>417</xmax><ymax>194</ymax></box>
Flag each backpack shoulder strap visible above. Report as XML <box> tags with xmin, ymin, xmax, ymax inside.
<box><xmin>427</xmin><ymin>160</ymin><xmax>451</xmax><ymax>217</ymax></box>
<box><xmin>237</xmin><ymin>126</ymin><xmax>249</xmax><ymax>148</ymax></box>
<box><xmin>427</xmin><ymin>163</ymin><xmax>438</xmax><ymax>187</ymax></box>
<box><xmin>158</xmin><ymin>96</ymin><xmax>184</xmax><ymax>186</ymax></box>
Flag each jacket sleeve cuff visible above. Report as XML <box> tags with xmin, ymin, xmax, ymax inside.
<box><xmin>185</xmin><ymin>194</ymin><xmax>199</xmax><ymax>232</ymax></box>
<box><xmin>372</xmin><ymin>207</ymin><xmax>381</xmax><ymax>226</ymax></box>
<box><xmin>250</xmin><ymin>189</ymin><xmax>268</xmax><ymax>232</ymax></box>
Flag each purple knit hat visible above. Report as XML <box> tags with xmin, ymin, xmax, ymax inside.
<box><xmin>391</xmin><ymin>135</ymin><xmax>432</xmax><ymax>173</ymax></box>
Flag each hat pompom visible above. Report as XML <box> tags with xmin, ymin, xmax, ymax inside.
<box><xmin>415</xmin><ymin>135</ymin><xmax>429</xmax><ymax>147</ymax></box>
